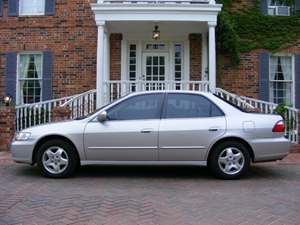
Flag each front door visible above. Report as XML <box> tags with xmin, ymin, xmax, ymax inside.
<box><xmin>142</xmin><ymin>53</ymin><xmax>169</xmax><ymax>90</ymax></box>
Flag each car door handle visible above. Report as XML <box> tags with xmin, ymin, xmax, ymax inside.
<box><xmin>141</xmin><ymin>128</ymin><xmax>153</xmax><ymax>133</ymax></box>
<box><xmin>208</xmin><ymin>127</ymin><xmax>219</xmax><ymax>132</ymax></box>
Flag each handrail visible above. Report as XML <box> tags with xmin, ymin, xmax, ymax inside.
<box><xmin>61</xmin><ymin>89</ymin><xmax>97</xmax><ymax>107</ymax></box>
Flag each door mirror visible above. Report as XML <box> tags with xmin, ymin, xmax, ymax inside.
<box><xmin>97</xmin><ymin>111</ymin><xmax>108</xmax><ymax>122</ymax></box>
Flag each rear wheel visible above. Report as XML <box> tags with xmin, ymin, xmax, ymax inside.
<box><xmin>209</xmin><ymin>141</ymin><xmax>250</xmax><ymax>179</ymax></box>
<box><xmin>37</xmin><ymin>139</ymin><xmax>79</xmax><ymax>178</ymax></box>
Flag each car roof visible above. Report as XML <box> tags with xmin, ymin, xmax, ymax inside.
<box><xmin>127</xmin><ymin>90</ymin><xmax>214</xmax><ymax>97</ymax></box>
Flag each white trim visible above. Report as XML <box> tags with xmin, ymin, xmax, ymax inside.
<box><xmin>201</xmin><ymin>32</ymin><xmax>208</xmax><ymax>80</ymax></box>
<box><xmin>92</xmin><ymin>4</ymin><xmax>222</xmax><ymax>23</ymax></box>
<box><xmin>184</xmin><ymin>39</ymin><xmax>190</xmax><ymax>81</ymax></box>
<box><xmin>121</xmin><ymin>39</ymin><xmax>127</xmax><ymax>82</ymax></box>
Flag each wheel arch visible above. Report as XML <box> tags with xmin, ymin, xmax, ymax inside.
<box><xmin>32</xmin><ymin>135</ymin><xmax>80</xmax><ymax>165</ymax></box>
<box><xmin>207</xmin><ymin>137</ymin><xmax>255</xmax><ymax>163</ymax></box>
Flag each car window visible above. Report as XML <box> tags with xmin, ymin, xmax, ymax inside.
<box><xmin>163</xmin><ymin>93</ymin><xmax>224</xmax><ymax>119</ymax></box>
<box><xmin>107</xmin><ymin>93</ymin><xmax>164</xmax><ymax>120</ymax></box>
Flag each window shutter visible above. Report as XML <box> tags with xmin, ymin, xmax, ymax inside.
<box><xmin>295</xmin><ymin>54</ymin><xmax>300</xmax><ymax>108</ymax></box>
<box><xmin>5</xmin><ymin>52</ymin><xmax>17</xmax><ymax>103</ymax></box>
<box><xmin>260</xmin><ymin>0</ymin><xmax>268</xmax><ymax>15</ymax></box>
<box><xmin>259</xmin><ymin>51</ymin><xmax>270</xmax><ymax>101</ymax></box>
<box><xmin>8</xmin><ymin>0</ymin><xmax>18</xmax><ymax>16</ymax></box>
<box><xmin>0</xmin><ymin>0</ymin><xmax>3</xmax><ymax>17</ymax></box>
<box><xmin>45</xmin><ymin>0</ymin><xmax>56</xmax><ymax>16</ymax></box>
<box><xmin>42</xmin><ymin>51</ymin><xmax>53</xmax><ymax>101</ymax></box>
<box><xmin>296</xmin><ymin>0</ymin><xmax>300</xmax><ymax>11</ymax></box>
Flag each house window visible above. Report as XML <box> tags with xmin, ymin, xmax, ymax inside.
<box><xmin>269</xmin><ymin>55</ymin><xmax>293</xmax><ymax>105</ymax></box>
<box><xmin>19</xmin><ymin>0</ymin><xmax>45</xmax><ymax>16</ymax></box>
<box><xmin>18</xmin><ymin>53</ymin><xmax>43</xmax><ymax>104</ymax></box>
<box><xmin>174</xmin><ymin>44</ymin><xmax>183</xmax><ymax>90</ymax></box>
<box><xmin>268</xmin><ymin>0</ymin><xmax>290</xmax><ymax>16</ymax></box>
<box><xmin>128</xmin><ymin>44</ymin><xmax>137</xmax><ymax>91</ymax></box>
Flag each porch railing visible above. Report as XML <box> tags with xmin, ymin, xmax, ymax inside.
<box><xmin>104</xmin><ymin>80</ymin><xmax>210</xmax><ymax>103</ymax></box>
<box><xmin>61</xmin><ymin>89</ymin><xmax>97</xmax><ymax>119</ymax></box>
<box><xmin>15</xmin><ymin>96</ymin><xmax>74</xmax><ymax>132</ymax></box>
<box><xmin>216</xmin><ymin>88</ymin><xmax>298</xmax><ymax>144</ymax></box>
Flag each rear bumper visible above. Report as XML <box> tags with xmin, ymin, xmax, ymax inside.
<box><xmin>251</xmin><ymin>137</ymin><xmax>290</xmax><ymax>162</ymax></box>
<box><xmin>10</xmin><ymin>140</ymin><xmax>35</xmax><ymax>164</ymax></box>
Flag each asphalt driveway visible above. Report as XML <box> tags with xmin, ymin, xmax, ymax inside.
<box><xmin>0</xmin><ymin>153</ymin><xmax>300</xmax><ymax>225</ymax></box>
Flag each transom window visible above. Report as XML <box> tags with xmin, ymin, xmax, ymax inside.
<box><xmin>18</xmin><ymin>53</ymin><xmax>43</xmax><ymax>104</ymax></box>
<box><xmin>19</xmin><ymin>0</ymin><xmax>45</xmax><ymax>16</ymax></box>
<box><xmin>145</xmin><ymin>43</ymin><xmax>166</xmax><ymax>51</ymax></box>
<box><xmin>269</xmin><ymin>55</ymin><xmax>293</xmax><ymax>105</ymax></box>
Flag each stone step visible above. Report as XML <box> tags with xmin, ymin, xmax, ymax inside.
<box><xmin>290</xmin><ymin>144</ymin><xmax>300</xmax><ymax>153</ymax></box>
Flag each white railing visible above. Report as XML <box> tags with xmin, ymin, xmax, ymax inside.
<box><xmin>104</xmin><ymin>80</ymin><xmax>210</xmax><ymax>103</ymax></box>
<box><xmin>215</xmin><ymin>88</ymin><xmax>298</xmax><ymax>144</ymax></box>
<box><xmin>15</xmin><ymin>96</ymin><xmax>74</xmax><ymax>132</ymax></box>
<box><xmin>61</xmin><ymin>89</ymin><xmax>97</xmax><ymax>119</ymax></box>
<box><xmin>98</xmin><ymin>0</ymin><xmax>214</xmax><ymax>4</ymax></box>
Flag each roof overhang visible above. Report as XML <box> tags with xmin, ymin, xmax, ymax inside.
<box><xmin>91</xmin><ymin>3</ymin><xmax>223</xmax><ymax>25</ymax></box>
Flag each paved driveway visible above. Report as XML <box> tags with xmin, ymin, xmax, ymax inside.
<box><xmin>0</xmin><ymin>153</ymin><xmax>300</xmax><ymax>225</ymax></box>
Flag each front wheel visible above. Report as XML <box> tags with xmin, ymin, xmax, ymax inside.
<box><xmin>209</xmin><ymin>141</ymin><xmax>251</xmax><ymax>179</ymax></box>
<box><xmin>36</xmin><ymin>139</ymin><xmax>79</xmax><ymax>178</ymax></box>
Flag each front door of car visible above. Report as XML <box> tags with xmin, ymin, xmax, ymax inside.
<box><xmin>158</xmin><ymin>93</ymin><xmax>226</xmax><ymax>161</ymax></box>
<box><xmin>84</xmin><ymin>93</ymin><xmax>164</xmax><ymax>161</ymax></box>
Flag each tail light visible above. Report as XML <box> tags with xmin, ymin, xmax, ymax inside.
<box><xmin>272</xmin><ymin>120</ymin><xmax>285</xmax><ymax>133</ymax></box>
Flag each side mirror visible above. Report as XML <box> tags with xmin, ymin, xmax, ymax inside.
<box><xmin>97</xmin><ymin>111</ymin><xmax>108</xmax><ymax>122</ymax></box>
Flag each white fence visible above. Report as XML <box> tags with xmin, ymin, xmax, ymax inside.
<box><xmin>98</xmin><ymin>0</ymin><xmax>215</xmax><ymax>4</ymax></box>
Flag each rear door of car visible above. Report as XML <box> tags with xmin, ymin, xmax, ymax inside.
<box><xmin>158</xmin><ymin>93</ymin><xmax>226</xmax><ymax>161</ymax></box>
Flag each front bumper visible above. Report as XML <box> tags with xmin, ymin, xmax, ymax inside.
<box><xmin>10</xmin><ymin>140</ymin><xmax>35</xmax><ymax>164</ymax></box>
<box><xmin>251</xmin><ymin>137</ymin><xmax>290</xmax><ymax>162</ymax></box>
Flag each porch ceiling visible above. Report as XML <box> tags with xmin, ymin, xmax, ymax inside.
<box><xmin>107</xmin><ymin>21</ymin><xmax>208</xmax><ymax>38</ymax></box>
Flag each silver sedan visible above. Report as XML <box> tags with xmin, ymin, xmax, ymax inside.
<box><xmin>11</xmin><ymin>91</ymin><xmax>289</xmax><ymax>179</ymax></box>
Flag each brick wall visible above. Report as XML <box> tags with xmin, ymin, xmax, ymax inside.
<box><xmin>0</xmin><ymin>0</ymin><xmax>97</xmax><ymax>100</ymax></box>
<box><xmin>189</xmin><ymin>34</ymin><xmax>202</xmax><ymax>81</ymax></box>
<box><xmin>0</xmin><ymin>107</ymin><xmax>15</xmax><ymax>151</ymax></box>
<box><xmin>110</xmin><ymin>33</ymin><xmax>122</xmax><ymax>81</ymax></box>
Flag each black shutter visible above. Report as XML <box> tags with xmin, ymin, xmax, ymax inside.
<box><xmin>295</xmin><ymin>54</ymin><xmax>300</xmax><ymax>108</ymax></box>
<box><xmin>42</xmin><ymin>51</ymin><xmax>53</xmax><ymax>101</ymax></box>
<box><xmin>8</xmin><ymin>0</ymin><xmax>18</xmax><ymax>16</ymax></box>
<box><xmin>45</xmin><ymin>0</ymin><xmax>56</xmax><ymax>16</ymax></box>
<box><xmin>296</xmin><ymin>0</ymin><xmax>300</xmax><ymax>11</ymax></box>
<box><xmin>0</xmin><ymin>0</ymin><xmax>3</xmax><ymax>17</ymax></box>
<box><xmin>260</xmin><ymin>0</ymin><xmax>268</xmax><ymax>15</ymax></box>
<box><xmin>259</xmin><ymin>51</ymin><xmax>270</xmax><ymax>101</ymax></box>
<box><xmin>5</xmin><ymin>52</ymin><xmax>17</xmax><ymax>103</ymax></box>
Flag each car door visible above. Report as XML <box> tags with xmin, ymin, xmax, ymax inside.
<box><xmin>159</xmin><ymin>93</ymin><xmax>226</xmax><ymax>161</ymax></box>
<box><xmin>84</xmin><ymin>93</ymin><xmax>164</xmax><ymax>161</ymax></box>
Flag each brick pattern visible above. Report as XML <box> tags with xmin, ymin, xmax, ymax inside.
<box><xmin>189</xmin><ymin>34</ymin><xmax>202</xmax><ymax>81</ymax></box>
<box><xmin>1</xmin><ymin>159</ymin><xmax>300</xmax><ymax>224</ymax></box>
<box><xmin>0</xmin><ymin>0</ymin><xmax>97</xmax><ymax>100</ymax></box>
<box><xmin>52</xmin><ymin>106</ymin><xmax>71</xmax><ymax>122</ymax></box>
<box><xmin>0</xmin><ymin>107</ymin><xmax>15</xmax><ymax>151</ymax></box>
<box><xmin>110</xmin><ymin>33</ymin><xmax>123</xmax><ymax>81</ymax></box>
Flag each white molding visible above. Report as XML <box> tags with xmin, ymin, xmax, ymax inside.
<box><xmin>121</xmin><ymin>39</ymin><xmax>127</xmax><ymax>82</ymax></box>
<box><xmin>201</xmin><ymin>32</ymin><xmax>208</xmax><ymax>81</ymax></box>
<box><xmin>92</xmin><ymin>4</ymin><xmax>222</xmax><ymax>23</ymax></box>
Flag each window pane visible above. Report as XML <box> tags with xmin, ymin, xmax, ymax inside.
<box><xmin>164</xmin><ymin>94</ymin><xmax>223</xmax><ymax>118</ymax></box>
<box><xmin>107</xmin><ymin>94</ymin><xmax>164</xmax><ymax>120</ymax></box>
<box><xmin>20</xmin><ymin>0</ymin><xmax>45</xmax><ymax>15</ymax></box>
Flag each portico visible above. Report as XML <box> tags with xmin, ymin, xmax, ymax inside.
<box><xmin>91</xmin><ymin>0</ymin><xmax>222</xmax><ymax>107</ymax></box>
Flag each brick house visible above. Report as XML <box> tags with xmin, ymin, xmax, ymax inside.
<box><xmin>0</xmin><ymin>0</ymin><xmax>300</xmax><ymax>150</ymax></box>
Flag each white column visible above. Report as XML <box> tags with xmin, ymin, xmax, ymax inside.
<box><xmin>96</xmin><ymin>21</ymin><xmax>106</xmax><ymax>108</ymax></box>
<box><xmin>208</xmin><ymin>21</ymin><xmax>216</xmax><ymax>93</ymax></box>
<box><xmin>201</xmin><ymin>32</ymin><xmax>208</xmax><ymax>81</ymax></box>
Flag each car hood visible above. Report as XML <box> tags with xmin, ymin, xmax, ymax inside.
<box><xmin>18</xmin><ymin>120</ymin><xmax>87</xmax><ymax>138</ymax></box>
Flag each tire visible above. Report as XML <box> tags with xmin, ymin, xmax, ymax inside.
<box><xmin>208</xmin><ymin>141</ymin><xmax>251</xmax><ymax>180</ymax></box>
<box><xmin>36</xmin><ymin>139</ymin><xmax>79</xmax><ymax>178</ymax></box>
